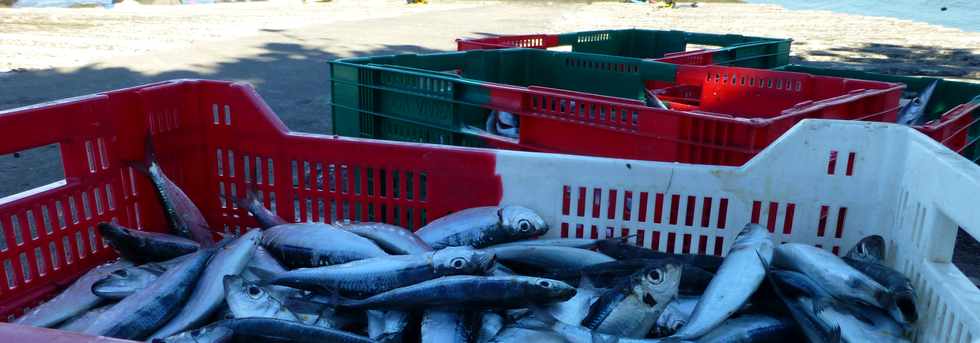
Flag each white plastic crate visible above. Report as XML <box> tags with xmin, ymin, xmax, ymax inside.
<box><xmin>496</xmin><ymin>119</ymin><xmax>980</xmax><ymax>343</ymax></box>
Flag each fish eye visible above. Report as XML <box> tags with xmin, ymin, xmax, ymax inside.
<box><xmin>518</xmin><ymin>219</ymin><xmax>532</xmax><ymax>233</ymax></box>
<box><xmin>450</xmin><ymin>258</ymin><xmax>467</xmax><ymax>269</ymax></box>
<box><xmin>247</xmin><ymin>286</ymin><xmax>263</xmax><ymax>297</ymax></box>
<box><xmin>647</xmin><ymin>270</ymin><xmax>664</xmax><ymax>284</ymax></box>
<box><xmin>538</xmin><ymin>280</ymin><xmax>552</xmax><ymax>288</ymax></box>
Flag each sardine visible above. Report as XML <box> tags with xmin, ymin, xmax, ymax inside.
<box><xmin>421</xmin><ymin>308</ymin><xmax>471</xmax><ymax>343</ymax></box>
<box><xmin>545</xmin><ymin>277</ymin><xmax>601</xmax><ymax>325</ymax></box>
<box><xmin>131</xmin><ymin>136</ymin><xmax>214</xmax><ymax>247</ymax></box>
<box><xmin>14</xmin><ymin>259</ymin><xmax>131</xmax><ymax>328</ymax></box>
<box><xmin>261</xmin><ymin>223</ymin><xmax>388</xmax><ymax>269</ymax></box>
<box><xmin>651</xmin><ymin>295</ymin><xmax>699</xmax><ymax>337</ymax></box>
<box><xmin>335</xmin><ymin>221</ymin><xmax>433</xmax><ymax>255</ymax></box>
<box><xmin>485</xmin><ymin>245</ymin><xmax>614</xmax><ymax>270</ymax></box>
<box><xmin>489</xmin><ymin>238</ymin><xmax>620</xmax><ymax>250</ymax></box>
<box><xmin>767</xmin><ymin>270</ymin><xmax>844</xmax><ymax>343</ymax></box>
<box><xmin>98</xmin><ymin>222</ymin><xmax>200</xmax><ymax>263</ymax></box>
<box><xmin>55</xmin><ymin>305</ymin><xmax>112</xmax><ymax>333</ymax></box>
<box><xmin>416</xmin><ymin>206</ymin><xmax>548</xmax><ymax>249</ymax></box>
<box><xmin>269</xmin><ymin>246</ymin><xmax>495</xmax><ymax>296</ymax></box>
<box><xmin>92</xmin><ymin>263</ymin><xmax>163</xmax><ymax>299</ymax></box>
<box><xmin>844</xmin><ymin>235</ymin><xmax>885</xmax><ymax>264</ymax></box>
<box><xmin>186</xmin><ymin>317</ymin><xmax>375</xmax><ymax>343</ymax></box>
<box><xmin>671</xmin><ymin>223</ymin><xmax>773</xmax><ymax>339</ymax></box>
<box><xmin>582</xmin><ymin>263</ymin><xmax>681</xmax><ymax>337</ymax></box>
<box><xmin>843</xmin><ymin>235</ymin><xmax>916</xmax><ymax>323</ymax></box>
<box><xmin>149</xmin><ymin>229</ymin><xmax>261</xmax><ymax>339</ymax></box>
<box><xmin>237</xmin><ymin>187</ymin><xmax>288</xmax><ymax>229</ymax></box>
<box><xmin>338</xmin><ymin>275</ymin><xmax>576</xmax><ymax>310</ymax></box>
<box><xmin>476</xmin><ymin>311</ymin><xmax>504</xmax><ymax>343</ymax></box>
<box><xmin>774</xmin><ymin>243</ymin><xmax>893</xmax><ymax>312</ymax></box>
<box><xmin>223</xmin><ymin>275</ymin><xmax>300</xmax><ymax>322</ymax></box>
<box><xmin>696</xmin><ymin>314</ymin><xmax>798</xmax><ymax>343</ymax></box>
<box><xmin>367</xmin><ymin>310</ymin><xmax>410</xmax><ymax>343</ymax></box>
<box><xmin>244</xmin><ymin>245</ymin><xmax>288</xmax><ymax>281</ymax></box>
<box><xmin>487</xmin><ymin>326</ymin><xmax>566</xmax><ymax>343</ymax></box>
<box><xmin>595</xmin><ymin>239</ymin><xmax>723</xmax><ymax>272</ymax></box>
<box><xmin>84</xmin><ymin>249</ymin><xmax>214</xmax><ymax>339</ymax></box>
<box><xmin>897</xmin><ymin>79</ymin><xmax>939</xmax><ymax>125</ymax></box>
<box><xmin>543</xmin><ymin>258</ymin><xmax>714</xmax><ymax>294</ymax></box>
<box><xmin>155</xmin><ymin>326</ymin><xmax>234</xmax><ymax>343</ymax></box>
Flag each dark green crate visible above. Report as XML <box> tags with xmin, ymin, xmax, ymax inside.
<box><xmin>330</xmin><ymin>49</ymin><xmax>679</xmax><ymax>143</ymax></box>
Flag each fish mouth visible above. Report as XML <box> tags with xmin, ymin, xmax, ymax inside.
<box><xmin>642</xmin><ymin>293</ymin><xmax>657</xmax><ymax>306</ymax></box>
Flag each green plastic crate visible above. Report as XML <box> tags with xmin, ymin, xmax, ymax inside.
<box><xmin>330</xmin><ymin>48</ymin><xmax>679</xmax><ymax>141</ymax></box>
<box><xmin>457</xmin><ymin>29</ymin><xmax>792</xmax><ymax>69</ymax></box>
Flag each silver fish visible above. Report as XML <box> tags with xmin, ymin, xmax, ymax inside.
<box><xmin>269</xmin><ymin>246</ymin><xmax>495</xmax><ymax>296</ymax></box>
<box><xmin>339</xmin><ymin>275</ymin><xmax>576</xmax><ymax>310</ymax></box>
<box><xmin>476</xmin><ymin>311</ymin><xmax>505</xmax><ymax>343</ymax></box>
<box><xmin>421</xmin><ymin>308</ymin><xmax>471</xmax><ymax>343</ymax></box>
<box><xmin>696</xmin><ymin>314</ymin><xmax>798</xmax><ymax>343</ymax></box>
<box><xmin>149</xmin><ymin>229</ymin><xmax>262</xmax><ymax>339</ymax></box>
<box><xmin>98</xmin><ymin>222</ymin><xmax>200</xmax><ymax>263</ymax></box>
<box><xmin>335</xmin><ymin>221</ymin><xmax>433</xmax><ymax>255</ymax></box>
<box><xmin>156</xmin><ymin>326</ymin><xmax>234</xmax><ymax>343</ymax></box>
<box><xmin>485</xmin><ymin>245</ymin><xmax>614</xmax><ymax>270</ymax></box>
<box><xmin>774</xmin><ymin>243</ymin><xmax>893</xmax><ymax>312</ymax></box>
<box><xmin>91</xmin><ymin>263</ymin><xmax>163</xmax><ymax>300</ymax></box>
<box><xmin>261</xmin><ymin>223</ymin><xmax>388</xmax><ymax>269</ymax></box>
<box><xmin>416</xmin><ymin>206</ymin><xmax>548</xmax><ymax>249</ymax></box>
<box><xmin>488</xmin><ymin>238</ymin><xmax>615</xmax><ymax>250</ymax></box>
<box><xmin>55</xmin><ymin>305</ymin><xmax>112</xmax><ymax>333</ymax></box>
<box><xmin>897</xmin><ymin>79</ymin><xmax>939</xmax><ymax>125</ymax></box>
<box><xmin>545</xmin><ymin>277</ymin><xmax>601</xmax><ymax>325</ymax></box>
<box><xmin>191</xmin><ymin>317</ymin><xmax>375</xmax><ymax>343</ymax></box>
<box><xmin>243</xmin><ymin>245</ymin><xmax>288</xmax><ymax>281</ymax></box>
<box><xmin>132</xmin><ymin>136</ymin><xmax>214</xmax><ymax>247</ymax></box>
<box><xmin>767</xmin><ymin>270</ymin><xmax>844</xmax><ymax>343</ymax></box>
<box><xmin>843</xmin><ymin>235</ymin><xmax>916</xmax><ymax>323</ymax></box>
<box><xmin>582</xmin><ymin>263</ymin><xmax>682</xmax><ymax>337</ymax></box>
<box><xmin>367</xmin><ymin>310</ymin><xmax>410</xmax><ymax>343</ymax></box>
<box><xmin>671</xmin><ymin>223</ymin><xmax>773</xmax><ymax>339</ymax></box>
<box><xmin>488</xmin><ymin>326</ymin><xmax>566</xmax><ymax>343</ymax></box>
<box><xmin>237</xmin><ymin>187</ymin><xmax>288</xmax><ymax>230</ymax></box>
<box><xmin>652</xmin><ymin>295</ymin><xmax>699</xmax><ymax>337</ymax></box>
<box><xmin>14</xmin><ymin>259</ymin><xmax>131</xmax><ymax>328</ymax></box>
<box><xmin>844</xmin><ymin>235</ymin><xmax>886</xmax><ymax>264</ymax></box>
<box><xmin>83</xmin><ymin>249</ymin><xmax>214</xmax><ymax>339</ymax></box>
<box><xmin>817</xmin><ymin>301</ymin><xmax>910</xmax><ymax>342</ymax></box>
<box><xmin>223</xmin><ymin>275</ymin><xmax>300</xmax><ymax>322</ymax></box>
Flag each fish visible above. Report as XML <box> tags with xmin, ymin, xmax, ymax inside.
<box><xmin>844</xmin><ymin>235</ymin><xmax>886</xmax><ymax>264</ymax></box>
<box><xmin>336</xmin><ymin>275</ymin><xmax>576</xmax><ymax>310</ymax></box>
<box><xmin>476</xmin><ymin>311</ymin><xmax>505</xmax><ymax>343</ymax></box>
<box><xmin>268</xmin><ymin>246</ymin><xmax>496</xmax><ymax>296</ymax></box>
<box><xmin>645</xmin><ymin>89</ymin><xmax>669</xmax><ymax>109</ymax></box>
<box><xmin>243</xmin><ymin>245</ymin><xmax>288</xmax><ymax>282</ymax></box>
<box><xmin>131</xmin><ymin>135</ymin><xmax>214</xmax><ymax>247</ymax></box>
<box><xmin>533</xmin><ymin>308</ymin><xmax>687</xmax><ymax>343</ymax></box>
<box><xmin>149</xmin><ymin>229</ymin><xmax>262</xmax><ymax>339</ymax></box>
<box><xmin>55</xmin><ymin>305</ymin><xmax>112</xmax><ymax>333</ymax></box>
<box><xmin>581</xmin><ymin>262</ymin><xmax>682</xmax><ymax>338</ymax></box>
<box><xmin>335</xmin><ymin>221</ymin><xmax>433</xmax><ymax>255</ymax></box>
<box><xmin>651</xmin><ymin>295</ymin><xmax>699</xmax><ymax>337</ymax></box>
<box><xmin>223</xmin><ymin>275</ymin><xmax>300</xmax><ymax>322</ymax></box>
<box><xmin>415</xmin><ymin>206</ymin><xmax>548</xmax><ymax>249</ymax></box>
<box><xmin>487</xmin><ymin>326</ymin><xmax>567</xmax><ymax>343</ymax></box>
<box><xmin>91</xmin><ymin>263</ymin><xmax>164</xmax><ymax>300</ymax></box>
<box><xmin>595</xmin><ymin>239</ymin><xmax>724</xmax><ymax>272</ymax></box>
<box><xmin>153</xmin><ymin>325</ymin><xmax>234</xmax><ymax>343</ymax></box>
<box><xmin>421</xmin><ymin>308</ymin><xmax>471</xmax><ymax>343</ymax></box>
<box><xmin>181</xmin><ymin>318</ymin><xmax>376</xmax><ymax>343</ymax></box>
<box><xmin>844</xmin><ymin>258</ymin><xmax>917</xmax><ymax>324</ymax></box>
<box><xmin>367</xmin><ymin>310</ymin><xmax>410</xmax><ymax>343</ymax></box>
<box><xmin>237</xmin><ymin>186</ymin><xmax>288</xmax><ymax>229</ymax></box>
<box><xmin>488</xmin><ymin>237</ymin><xmax>622</xmax><ymax>250</ymax></box>
<box><xmin>545</xmin><ymin>277</ymin><xmax>601</xmax><ymax>325</ymax></box>
<box><xmin>773</xmin><ymin>243</ymin><xmax>893</xmax><ymax>313</ymax></box>
<box><xmin>542</xmin><ymin>258</ymin><xmax>715</xmax><ymax>294</ymax></box>
<box><xmin>897</xmin><ymin>79</ymin><xmax>939</xmax><ymax>125</ymax></box>
<box><xmin>261</xmin><ymin>223</ymin><xmax>389</xmax><ymax>269</ymax></box>
<box><xmin>97</xmin><ymin>222</ymin><xmax>200</xmax><ymax>263</ymax></box>
<box><xmin>671</xmin><ymin>223</ymin><xmax>774</xmax><ymax>339</ymax></box>
<box><xmin>84</xmin><ymin>249</ymin><xmax>214</xmax><ymax>339</ymax></box>
<box><xmin>14</xmin><ymin>259</ymin><xmax>131</xmax><ymax>328</ymax></box>
<box><xmin>696</xmin><ymin>314</ymin><xmax>798</xmax><ymax>343</ymax></box>
<box><xmin>767</xmin><ymin>270</ymin><xmax>845</xmax><ymax>343</ymax></box>
<box><xmin>485</xmin><ymin>245</ymin><xmax>614</xmax><ymax>271</ymax></box>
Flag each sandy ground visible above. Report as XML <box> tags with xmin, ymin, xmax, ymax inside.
<box><xmin>0</xmin><ymin>0</ymin><xmax>979</xmax><ymax>279</ymax></box>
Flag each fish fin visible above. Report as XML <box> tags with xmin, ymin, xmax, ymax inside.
<box><xmin>829</xmin><ymin>325</ymin><xmax>843</xmax><ymax>343</ymax></box>
<box><xmin>128</xmin><ymin>131</ymin><xmax>157</xmax><ymax>175</ymax></box>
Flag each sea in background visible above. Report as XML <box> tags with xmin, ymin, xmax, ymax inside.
<box><xmin>745</xmin><ymin>0</ymin><xmax>978</xmax><ymax>32</ymax></box>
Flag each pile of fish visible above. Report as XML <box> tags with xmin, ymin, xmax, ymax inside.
<box><xmin>11</xmin><ymin>142</ymin><xmax>919</xmax><ymax>343</ymax></box>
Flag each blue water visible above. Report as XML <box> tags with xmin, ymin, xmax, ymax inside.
<box><xmin>747</xmin><ymin>0</ymin><xmax>979</xmax><ymax>32</ymax></box>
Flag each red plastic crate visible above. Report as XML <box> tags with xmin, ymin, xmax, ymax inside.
<box><xmin>0</xmin><ymin>80</ymin><xmax>507</xmax><ymax>341</ymax></box>
<box><xmin>475</xmin><ymin>64</ymin><xmax>905</xmax><ymax>165</ymax></box>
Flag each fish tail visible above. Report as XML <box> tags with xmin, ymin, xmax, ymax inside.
<box><xmin>236</xmin><ymin>182</ymin><xmax>259</xmax><ymax>210</ymax></box>
<box><xmin>128</xmin><ymin>132</ymin><xmax>157</xmax><ymax>175</ymax></box>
